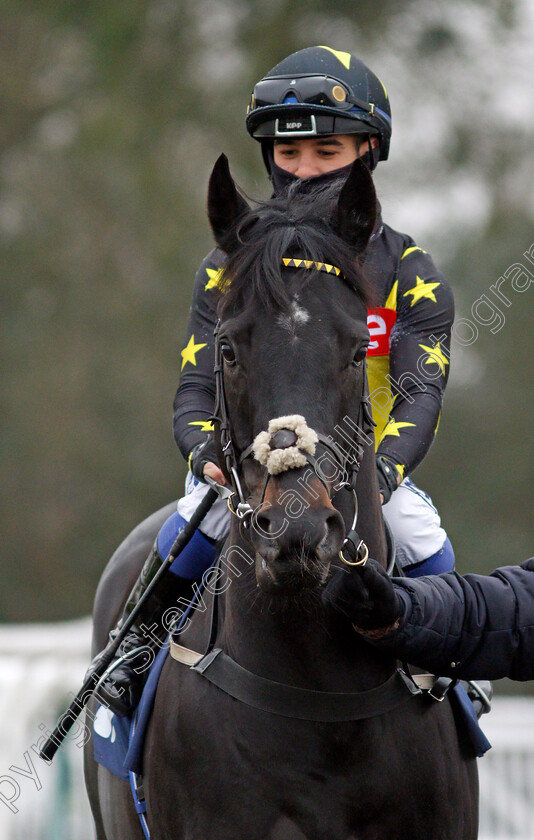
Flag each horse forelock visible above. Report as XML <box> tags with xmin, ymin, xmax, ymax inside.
<box><xmin>217</xmin><ymin>182</ymin><xmax>371</xmax><ymax>320</ymax></box>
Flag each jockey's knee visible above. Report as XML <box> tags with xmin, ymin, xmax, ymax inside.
<box><xmin>404</xmin><ymin>536</ymin><xmax>455</xmax><ymax>578</ymax></box>
<box><xmin>382</xmin><ymin>478</ymin><xmax>453</xmax><ymax>578</ymax></box>
<box><xmin>157</xmin><ymin>511</ymin><xmax>216</xmax><ymax>580</ymax></box>
<box><xmin>156</xmin><ymin>472</ymin><xmax>231</xmax><ymax>580</ymax></box>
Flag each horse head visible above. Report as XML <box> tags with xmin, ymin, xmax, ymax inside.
<box><xmin>208</xmin><ymin>154</ymin><xmax>378</xmax><ymax>595</ymax></box>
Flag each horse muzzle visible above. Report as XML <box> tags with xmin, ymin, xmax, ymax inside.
<box><xmin>251</xmin><ymin>501</ymin><xmax>345</xmax><ymax>593</ymax></box>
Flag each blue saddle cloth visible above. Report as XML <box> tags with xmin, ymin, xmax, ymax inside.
<box><xmin>450</xmin><ymin>683</ymin><xmax>492</xmax><ymax>756</ymax></box>
<box><xmin>92</xmin><ymin>642</ymin><xmax>169</xmax><ymax>782</ymax></box>
<box><xmin>92</xmin><ymin>644</ymin><xmax>170</xmax><ymax>839</ymax></box>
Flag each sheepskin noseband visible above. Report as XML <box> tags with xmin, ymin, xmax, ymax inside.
<box><xmin>252</xmin><ymin>415</ymin><xmax>318</xmax><ymax>475</ymax></box>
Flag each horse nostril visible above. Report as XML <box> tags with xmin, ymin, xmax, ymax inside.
<box><xmin>321</xmin><ymin>511</ymin><xmax>345</xmax><ymax>551</ymax></box>
<box><xmin>325</xmin><ymin>511</ymin><xmax>342</xmax><ymax>532</ymax></box>
<box><xmin>255</xmin><ymin>513</ymin><xmax>273</xmax><ymax>536</ymax></box>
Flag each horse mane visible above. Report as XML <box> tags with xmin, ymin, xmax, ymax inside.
<box><xmin>217</xmin><ymin>180</ymin><xmax>373</xmax><ymax>318</ymax></box>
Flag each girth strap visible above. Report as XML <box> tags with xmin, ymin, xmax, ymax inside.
<box><xmin>170</xmin><ymin>641</ymin><xmax>421</xmax><ymax>722</ymax></box>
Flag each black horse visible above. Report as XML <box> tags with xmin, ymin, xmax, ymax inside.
<box><xmin>85</xmin><ymin>157</ymin><xmax>478</xmax><ymax>839</ymax></box>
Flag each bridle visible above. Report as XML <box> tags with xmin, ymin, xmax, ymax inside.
<box><xmin>169</xmin><ymin>268</ymin><xmax>425</xmax><ymax>726</ymax></box>
<box><xmin>211</xmin><ymin>258</ymin><xmax>376</xmax><ymax>566</ymax></box>
<box><xmin>170</xmin><ymin>263</ymin><xmax>425</xmax><ymax>721</ymax></box>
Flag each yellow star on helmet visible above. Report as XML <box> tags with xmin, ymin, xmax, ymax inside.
<box><xmin>318</xmin><ymin>46</ymin><xmax>352</xmax><ymax>69</ymax></box>
<box><xmin>205</xmin><ymin>267</ymin><xmax>226</xmax><ymax>291</ymax></box>
<box><xmin>418</xmin><ymin>342</ymin><xmax>450</xmax><ymax>375</ymax></box>
<box><xmin>181</xmin><ymin>334</ymin><xmax>207</xmax><ymax>370</ymax></box>
<box><xmin>379</xmin><ymin>420</ymin><xmax>415</xmax><ymax>441</ymax></box>
<box><xmin>188</xmin><ymin>420</ymin><xmax>214</xmax><ymax>432</ymax></box>
<box><xmin>403</xmin><ymin>275</ymin><xmax>440</xmax><ymax>307</ymax></box>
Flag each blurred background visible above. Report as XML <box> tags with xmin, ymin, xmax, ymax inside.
<box><xmin>1</xmin><ymin>0</ymin><xmax>534</xmax><ymax>836</ymax></box>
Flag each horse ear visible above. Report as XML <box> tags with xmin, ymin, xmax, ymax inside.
<box><xmin>335</xmin><ymin>159</ymin><xmax>377</xmax><ymax>253</ymax></box>
<box><xmin>208</xmin><ymin>154</ymin><xmax>250</xmax><ymax>252</ymax></box>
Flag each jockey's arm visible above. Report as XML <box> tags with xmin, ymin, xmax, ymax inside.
<box><xmin>173</xmin><ymin>250</ymin><xmax>224</xmax><ymax>471</ymax></box>
<box><xmin>376</xmin><ymin>249</ymin><xmax>455</xmax><ymax>481</ymax></box>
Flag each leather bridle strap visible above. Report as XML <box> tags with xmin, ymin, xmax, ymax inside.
<box><xmin>237</xmin><ymin>432</ymin><xmax>359</xmax><ymax>500</ymax></box>
<box><xmin>214</xmin><ymin>323</ymin><xmax>372</xmax><ymax>505</ymax></box>
<box><xmin>212</xmin><ymin>255</ymin><xmax>375</xmax><ymax>504</ymax></box>
<box><xmin>169</xmin><ymin>642</ymin><xmax>421</xmax><ymax>722</ymax></box>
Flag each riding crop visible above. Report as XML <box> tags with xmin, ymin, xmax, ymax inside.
<box><xmin>39</xmin><ymin>486</ymin><xmax>219</xmax><ymax>762</ymax></box>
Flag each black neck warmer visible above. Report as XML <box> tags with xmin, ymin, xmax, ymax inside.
<box><xmin>266</xmin><ymin>147</ymin><xmax>382</xmax><ymax>240</ymax></box>
<box><xmin>267</xmin><ymin>146</ymin><xmax>378</xmax><ymax>197</ymax></box>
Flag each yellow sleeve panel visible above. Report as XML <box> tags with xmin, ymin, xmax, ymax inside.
<box><xmin>367</xmin><ymin>355</ymin><xmax>393</xmax><ymax>450</ymax></box>
<box><xmin>383</xmin><ymin>279</ymin><xmax>398</xmax><ymax>311</ymax></box>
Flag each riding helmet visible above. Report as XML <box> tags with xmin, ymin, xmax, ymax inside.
<box><xmin>246</xmin><ymin>46</ymin><xmax>392</xmax><ymax>164</ymax></box>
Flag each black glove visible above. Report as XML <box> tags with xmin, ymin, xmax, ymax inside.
<box><xmin>322</xmin><ymin>560</ymin><xmax>404</xmax><ymax>631</ymax></box>
<box><xmin>189</xmin><ymin>435</ymin><xmax>218</xmax><ymax>482</ymax></box>
<box><xmin>376</xmin><ymin>454</ymin><xmax>400</xmax><ymax>504</ymax></box>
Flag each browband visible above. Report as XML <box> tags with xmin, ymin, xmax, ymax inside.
<box><xmin>282</xmin><ymin>257</ymin><xmax>345</xmax><ymax>278</ymax></box>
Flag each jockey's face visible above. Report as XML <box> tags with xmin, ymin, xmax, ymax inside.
<box><xmin>273</xmin><ymin>135</ymin><xmax>376</xmax><ymax>178</ymax></box>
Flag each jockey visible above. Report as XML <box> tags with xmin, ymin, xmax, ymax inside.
<box><xmin>98</xmin><ymin>46</ymin><xmax>456</xmax><ymax>716</ymax></box>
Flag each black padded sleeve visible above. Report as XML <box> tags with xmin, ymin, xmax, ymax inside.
<box><xmin>377</xmin><ymin>248</ymin><xmax>454</xmax><ymax>477</ymax></box>
<box><xmin>173</xmin><ymin>249</ymin><xmax>224</xmax><ymax>461</ymax></box>
<box><xmin>371</xmin><ymin>559</ymin><xmax>534</xmax><ymax>681</ymax></box>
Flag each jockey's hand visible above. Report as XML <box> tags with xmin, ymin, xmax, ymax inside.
<box><xmin>322</xmin><ymin>560</ymin><xmax>403</xmax><ymax>633</ymax></box>
<box><xmin>376</xmin><ymin>454</ymin><xmax>401</xmax><ymax>505</ymax></box>
<box><xmin>203</xmin><ymin>461</ymin><xmax>227</xmax><ymax>486</ymax></box>
<box><xmin>190</xmin><ymin>437</ymin><xmax>226</xmax><ymax>486</ymax></box>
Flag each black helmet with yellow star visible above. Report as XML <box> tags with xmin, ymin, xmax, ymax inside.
<box><xmin>246</xmin><ymin>46</ymin><xmax>392</xmax><ymax>166</ymax></box>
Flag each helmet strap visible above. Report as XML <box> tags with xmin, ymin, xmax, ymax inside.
<box><xmin>358</xmin><ymin>136</ymin><xmax>381</xmax><ymax>171</ymax></box>
<box><xmin>261</xmin><ymin>140</ymin><xmax>274</xmax><ymax>176</ymax></box>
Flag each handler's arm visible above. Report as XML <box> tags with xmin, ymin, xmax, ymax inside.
<box><xmin>370</xmin><ymin>560</ymin><xmax>534</xmax><ymax>681</ymax></box>
<box><xmin>324</xmin><ymin>559</ymin><xmax>534</xmax><ymax>681</ymax></box>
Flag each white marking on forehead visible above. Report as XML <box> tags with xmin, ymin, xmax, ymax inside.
<box><xmin>276</xmin><ymin>299</ymin><xmax>310</xmax><ymax>336</ymax></box>
<box><xmin>291</xmin><ymin>300</ymin><xmax>310</xmax><ymax>324</ymax></box>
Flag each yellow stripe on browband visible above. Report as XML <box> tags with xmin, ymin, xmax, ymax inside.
<box><xmin>282</xmin><ymin>258</ymin><xmax>345</xmax><ymax>279</ymax></box>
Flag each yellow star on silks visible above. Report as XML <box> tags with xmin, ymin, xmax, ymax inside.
<box><xmin>380</xmin><ymin>420</ymin><xmax>415</xmax><ymax>441</ymax></box>
<box><xmin>188</xmin><ymin>420</ymin><xmax>214</xmax><ymax>432</ymax></box>
<box><xmin>181</xmin><ymin>334</ymin><xmax>207</xmax><ymax>370</ymax></box>
<box><xmin>401</xmin><ymin>246</ymin><xmax>426</xmax><ymax>260</ymax></box>
<box><xmin>205</xmin><ymin>267</ymin><xmax>225</xmax><ymax>291</ymax></box>
<box><xmin>403</xmin><ymin>275</ymin><xmax>440</xmax><ymax>307</ymax></box>
<box><xmin>396</xmin><ymin>464</ymin><xmax>405</xmax><ymax>480</ymax></box>
<box><xmin>418</xmin><ymin>342</ymin><xmax>450</xmax><ymax>376</ymax></box>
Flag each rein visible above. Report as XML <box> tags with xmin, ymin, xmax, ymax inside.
<box><xmin>212</xmin><ymin>257</ymin><xmax>375</xmax><ymax>565</ymax></box>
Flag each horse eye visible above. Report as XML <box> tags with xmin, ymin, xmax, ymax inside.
<box><xmin>352</xmin><ymin>345</ymin><xmax>368</xmax><ymax>367</ymax></box>
<box><xmin>221</xmin><ymin>343</ymin><xmax>236</xmax><ymax>365</ymax></box>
